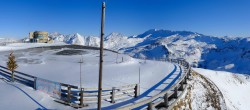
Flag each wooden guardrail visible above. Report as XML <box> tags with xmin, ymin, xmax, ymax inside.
<box><xmin>0</xmin><ymin>65</ymin><xmax>139</xmax><ymax>108</ymax></box>
<box><xmin>0</xmin><ymin>65</ymin><xmax>36</xmax><ymax>88</ymax></box>
<box><xmin>117</xmin><ymin>59</ymin><xmax>191</xmax><ymax>110</ymax></box>
<box><xmin>58</xmin><ymin>83</ymin><xmax>139</xmax><ymax>108</ymax></box>
<box><xmin>0</xmin><ymin>57</ymin><xmax>190</xmax><ymax>109</ymax></box>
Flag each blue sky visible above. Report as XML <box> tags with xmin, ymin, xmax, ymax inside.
<box><xmin>0</xmin><ymin>0</ymin><xmax>250</xmax><ymax>38</ymax></box>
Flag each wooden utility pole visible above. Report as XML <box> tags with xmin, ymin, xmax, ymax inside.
<box><xmin>98</xmin><ymin>2</ymin><xmax>105</xmax><ymax>110</ymax></box>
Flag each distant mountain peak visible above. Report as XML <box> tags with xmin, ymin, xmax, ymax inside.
<box><xmin>49</xmin><ymin>32</ymin><xmax>62</xmax><ymax>36</ymax></box>
<box><xmin>105</xmin><ymin>32</ymin><xmax>127</xmax><ymax>40</ymax></box>
<box><xmin>72</xmin><ymin>33</ymin><xmax>82</xmax><ymax>37</ymax></box>
<box><xmin>107</xmin><ymin>32</ymin><xmax>124</xmax><ymax>37</ymax></box>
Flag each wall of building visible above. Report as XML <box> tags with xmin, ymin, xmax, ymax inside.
<box><xmin>29</xmin><ymin>31</ymin><xmax>49</xmax><ymax>43</ymax></box>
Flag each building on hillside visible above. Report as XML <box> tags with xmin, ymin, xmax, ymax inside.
<box><xmin>29</xmin><ymin>31</ymin><xmax>51</xmax><ymax>43</ymax></box>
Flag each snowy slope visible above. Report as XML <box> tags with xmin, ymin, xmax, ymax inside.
<box><xmin>171</xmin><ymin>69</ymin><xmax>227</xmax><ymax>110</ymax></box>
<box><xmin>193</xmin><ymin>68</ymin><xmax>250</xmax><ymax>110</ymax></box>
<box><xmin>104</xmin><ymin>32</ymin><xmax>144</xmax><ymax>51</ymax></box>
<box><xmin>172</xmin><ymin>68</ymin><xmax>250</xmax><ymax>110</ymax></box>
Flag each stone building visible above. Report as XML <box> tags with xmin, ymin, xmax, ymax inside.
<box><xmin>29</xmin><ymin>31</ymin><xmax>49</xmax><ymax>43</ymax></box>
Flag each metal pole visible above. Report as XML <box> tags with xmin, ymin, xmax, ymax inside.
<box><xmin>98</xmin><ymin>2</ymin><xmax>105</xmax><ymax>110</ymax></box>
<box><xmin>116</xmin><ymin>53</ymin><xmax>118</xmax><ymax>64</ymax></box>
<box><xmin>80</xmin><ymin>59</ymin><xmax>82</xmax><ymax>88</ymax></box>
<box><xmin>139</xmin><ymin>66</ymin><xmax>140</xmax><ymax>85</ymax></box>
<box><xmin>80</xmin><ymin>56</ymin><xmax>83</xmax><ymax>89</ymax></box>
<box><xmin>139</xmin><ymin>66</ymin><xmax>141</xmax><ymax>95</ymax></box>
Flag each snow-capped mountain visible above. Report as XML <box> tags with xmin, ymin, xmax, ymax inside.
<box><xmin>49</xmin><ymin>32</ymin><xmax>64</xmax><ymax>42</ymax></box>
<box><xmin>0</xmin><ymin>38</ymin><xmax>18</xmax><ymax>46</ymax></box>
<box><xmin>64</xmin><ymin>33</ymin><xmax>85</xmax><ymax>45</ymax></box>
<box><xmin>104</xmin><ymin>32</ymin><xmax>143</xmax><ymax>51</ymax></box>
<box><xmin>49</xmin><ymin>29</ymin><xmax>250</xmax><ymax>74</ymax></box>
<box><xmin>121</xmin><ymin>29</ymin><xmax>250</xmax><ymax>74</ymax></box>
<box><xmin>85</xmin><ymin>36</ymin><xmax>100</xmax><ymax>47</ymax></box>
<box><xmin>49</xmin><ymin>33</ymin><xmax>100</xmax><ymax>47</ymax></box>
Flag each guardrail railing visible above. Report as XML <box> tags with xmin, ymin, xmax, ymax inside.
<box><xmin>0</xmin><ymin>57</ymin><xmax>190</xmax><ymax>109</ymax></box>
<box><xmin>0</xmin><ymin>65</ymin><xmax>139</xmax><ymax>108</ymax></box>
<box><xmin>0</xmin><ymin>65</ymin><xmax>36</xmax><ymax>88</ymax></box>
<box><xmin>117</xmin><ymin>59</ymin><xmax>191</xmax><ymax>110</ymax></box>
<box><xmin>58</xmin><ymin>83</ymin><xmax>139</xmax><ymax>108</ymax></box>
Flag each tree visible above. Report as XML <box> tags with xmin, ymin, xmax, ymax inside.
<box><xmin>7</xmin><ymin>51</ymin><xmax>18</xmax><ymax>82</ymax></box>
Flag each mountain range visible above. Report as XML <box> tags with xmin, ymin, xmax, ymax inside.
<box><xmin>48</xmin><ymin>29</ymin><xmax>250</xmax><ymax>74</ymax></box>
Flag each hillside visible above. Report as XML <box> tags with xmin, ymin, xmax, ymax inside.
<box><xmin>192</xmin><ymin>68</ymin><xmax>250</xmax><ymax>110</ymax></box>
<box><xmin>171</xmin><ymin>68</ymin><xmax>250</xmax><ymax>110</ymax></box>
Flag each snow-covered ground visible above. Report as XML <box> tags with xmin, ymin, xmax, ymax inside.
<box><xmin>0</xmin><ymin>42</ymin><xmax>66</xmax><ymax>51</ymax></box>
<box><xmin>0</xmin><ymin>43</ymin><xmax>174</xmax><ymax>90</ymax></box>
<box><xmin>0</xmin><ymin>78</ymin><xmax>71</xmax><ymax>110</ymax></box>
<box><xmin>0</xmin><ymin>43</ymin><xmax>179</xmax><ymax>109</ymax></box>
<box><xmin>192</xmin><ymin>68</ymin><xmax>250</xmax><ymax>110</ymax></box>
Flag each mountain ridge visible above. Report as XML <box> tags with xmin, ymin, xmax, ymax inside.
<box><xmin>48</xmin><ymin>29</ymin><xmax>250</xmax><ymax>74</ymax></box>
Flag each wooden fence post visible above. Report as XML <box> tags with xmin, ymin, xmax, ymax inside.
<box><xmin>184</xmin><ymin>76</ymin><xmax>187</xmax><ymax>84</ymax></box>
<box><xmin>179</xmin><ymin>81</ymin><xmax>184</xmax><ymax>91</ymax></box>
<box><xmin>67</xmin><ymin>86</ymin><xmax>71</xmax><ymax>103</ymax></box>
<box><xmin>187</xmin><ymin>68</ymin><xmax>191</xmax><ymax>79</ymax></box>
<box><xmin>111</xmin><ymin>87</ymin><xmax>115</xmax><ymax>103</ymax></box>
<box><xmin>164</xmin><ymin>93</ymin><xmax>169</xmax><ymax>107</ymax></box>
<box><xmin>34</xmin><ymin>77</ymin><xmax>37</xmax><ymax>90</ymax></box>
<box><xmin>134</xmin><ymin>84</ymin><xmax>139</xmax><ymax>97</ymax></box>
<box><xmin>147</xmin><ymin>102</ymin><xmax>153</xmax><ymax>110</ymax></box>
<box><xmin>173</xmin><ymin>87</ymin><xmax>178</xmax><ymax>99</ymax></box>
<box><xmin>80</xmin><ymin>88</ymin><xmax>84</xmax><ymax>107</ymax></box>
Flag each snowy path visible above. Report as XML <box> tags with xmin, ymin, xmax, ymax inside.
<box><xmin>98</xmin><ymin>64</ymin><xmax>183</xmax><ymax>110</ymax></box>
